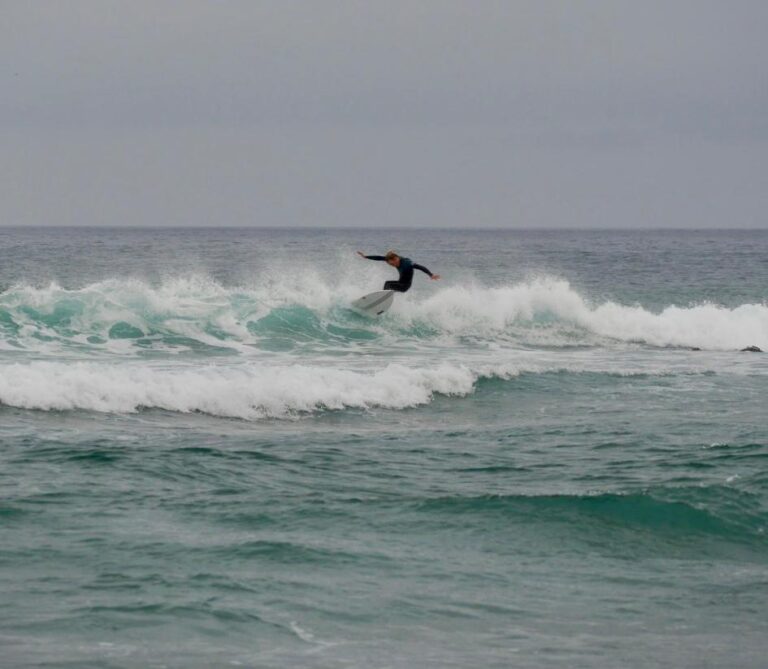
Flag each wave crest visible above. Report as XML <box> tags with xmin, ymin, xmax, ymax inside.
<box><xmin>1</xmin><ymin>276</ymin><xmax>766</xmax><ymax>352</ymax></box>
<box><xmin>399</xmin><ymin>279</ymin><xmax>768</xmax><ymax>350</ymax></box>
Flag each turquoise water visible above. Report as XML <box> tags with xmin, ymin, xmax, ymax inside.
<box><xmin>1</xmin><ymin>228</ymin><xmax>767</xmax><ymax>668</ymax></box>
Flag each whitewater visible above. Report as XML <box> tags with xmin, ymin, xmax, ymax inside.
<box><xmin>1</xmin><ymin>273</ymin><xmax>766</xmax><ymax>418</ymax></box>
<box><xmin>1</xmin><ymin>227</ymin><xmax>767</xmax><ymax>669</ymax></box>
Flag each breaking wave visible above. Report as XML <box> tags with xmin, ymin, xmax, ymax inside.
<box><xmin>0</xmin><ymin>275</ymin><xmax>766</xmax><ymax>353</ymax></box>
<box><xmin>0</xmin><ymin>361</ymin><xmax>478</xmax><ymax>418</ymax></box>
<box><xmin>0</xmin><ymin>358</ymin><xmax>737</xmax><ymax>419</ymax></box>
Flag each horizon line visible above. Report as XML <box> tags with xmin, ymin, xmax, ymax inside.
<box><xmin>1</xmin><ymin>225</ymin><xmax>767</xmax><ymax>232</ymax></box>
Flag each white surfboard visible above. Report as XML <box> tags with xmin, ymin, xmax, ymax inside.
<box><xmin>351</xmin><ymin>290</ymin><xmax>395</xmax><ymax>317</ymax></box>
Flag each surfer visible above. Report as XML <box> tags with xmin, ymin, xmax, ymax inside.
<box><xmin>356</xmin><ymin>250</ymin><xmax>440</xmax><ymax>292</ymax></box>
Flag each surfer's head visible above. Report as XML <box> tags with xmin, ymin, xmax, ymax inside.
<box><xmin>385</xmin><ymin>251</ymin><xmax>400</xmax><ymax>267</ymax></box>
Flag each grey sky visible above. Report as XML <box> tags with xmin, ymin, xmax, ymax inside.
<box><xmin>2</xmin><ymin>1</ymin><xmax>766</xmax><ymax>228</ymax></box>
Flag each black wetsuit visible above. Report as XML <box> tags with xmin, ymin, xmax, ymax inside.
<box><xmin>363</xmin><ymin>256</ymin><xmax>434</xmax><ymax>293</ymax></box>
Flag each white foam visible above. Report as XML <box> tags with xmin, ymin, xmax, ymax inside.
<box><xmin>395</xmin><ymin>278</ymin><xmax>768</xmax><ymax>351</ymax></box>
<box><xmin>0</xmin><ymin>361</ymin><xmax>477</xmax><ymax>419</ymax></box>
<box><xmin>0</xmin><ymin>354</ymin><xmax>744</xmax><ymax>420</ymax></box>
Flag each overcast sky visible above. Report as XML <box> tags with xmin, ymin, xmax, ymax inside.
<box><xmin>2</xmin><ymin>1</ymin><xmax>766</xmax><ymax>228</ymax></box>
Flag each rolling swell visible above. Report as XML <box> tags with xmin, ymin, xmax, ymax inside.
<box><xmin>411</xmin><ymin>489</ymin><xmax>768</xmax><ymax>549</ymax></box>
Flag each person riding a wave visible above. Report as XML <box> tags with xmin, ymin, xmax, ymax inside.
<box><xmin>357</xmin><ymin>250</ymin><xmax>440</xmax><ymax>293</ymax></box>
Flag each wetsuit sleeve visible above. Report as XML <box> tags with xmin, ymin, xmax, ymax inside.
<box><xmin>364</xmin><ymin>255</ymin><xmax>387</xmax><ymax>261</ymax></box>
<box><xmin>413</xmin><ymin>263</ymin><xmax>433</xmax><ymax>277</ymax></box>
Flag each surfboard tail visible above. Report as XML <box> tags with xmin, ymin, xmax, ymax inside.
<box><xmin>351</xmin><ymin>290</ymin><xmax>395</xmax><ymax>317</ymax></box>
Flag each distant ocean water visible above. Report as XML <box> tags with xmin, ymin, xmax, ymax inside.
<box><xmin>1</xmin><ymin>227</ymin><xmax>767</xmax><ymax>668</ymax></box>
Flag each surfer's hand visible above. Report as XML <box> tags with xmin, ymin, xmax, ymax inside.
<box><xmin>356</xmin><ymin>251</ymin><xmax>366</xmax><ymax>258</ymax></box>
<box><xmin>431</xmin><ymin>274</ymin><xmax>441</xmax><ymax>280</ymax></box>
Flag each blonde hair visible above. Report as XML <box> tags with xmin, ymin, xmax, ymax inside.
<box><xmin>385</xmin><ymin>250</ymin><xmax>399</xmax><ymax>261</ymax></box>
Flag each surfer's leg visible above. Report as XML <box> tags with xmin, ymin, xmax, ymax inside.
<box><xmin>383</xmin><ymin>281</ymin><xmax>409</xmax><ymax>292</ymax></box>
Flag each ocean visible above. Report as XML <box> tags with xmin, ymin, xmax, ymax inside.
<box><xmin>1</xmin><ymin>227</ymin><xmax>766</xmax><ymax>668</ymax></box>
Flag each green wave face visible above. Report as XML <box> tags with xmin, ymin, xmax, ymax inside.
<box><xmin>407</xmin><ymin>488</ymin><xmax>768</xmax><ymax>558</ymax></box>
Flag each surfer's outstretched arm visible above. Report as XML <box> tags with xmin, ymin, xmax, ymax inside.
<box><xmin>414</xmin><ymin>263</ymin><xmax>441</xmax><ymax>280</ymax></box>
<box><xmin>356</xmin><ymin>251</ymin><xmax>386</xmax><ymax>261</ymax></box>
